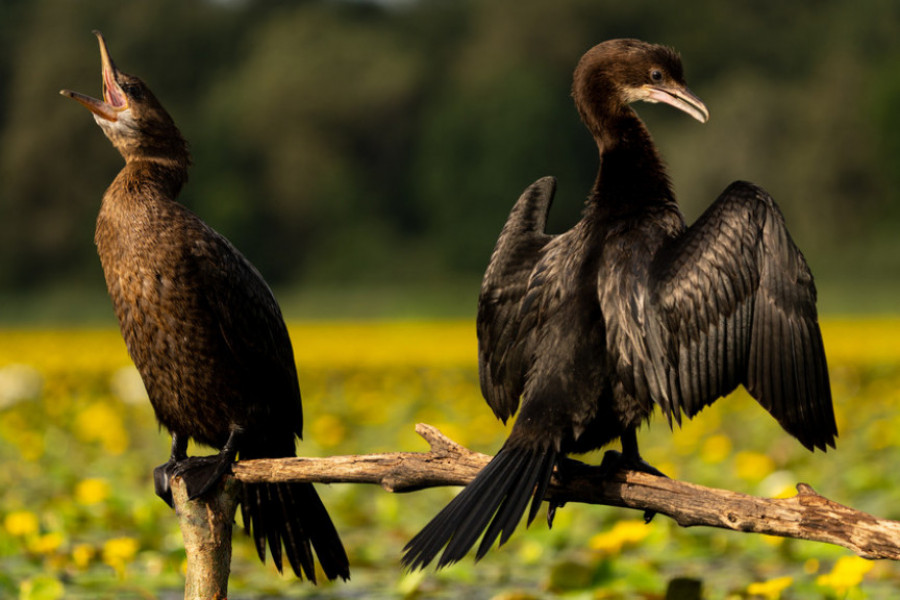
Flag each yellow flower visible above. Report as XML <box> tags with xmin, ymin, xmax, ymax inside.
<box><xmin>74</xmin><ymin>402</ymin><xmax>129</xmax><ymax>455</ymax></box>
<box><xmin>817</xmin><ymin>555</ymin><xmax>873</xmax><ymax>594</ymax></box>
<box><xmin>4</xmin><ymin>510</ymin><xmax>39</xmax><ymax>537</ymax></box>
<box><xmin>588</xmin><ymin>520</ymin><xmax>650</xmax><ymax>555</ymax></box>
<box><xmin>290</xmin><ymin>321</ymin><xmax>477</xmax><ymax>369</ymax></box>
<box><xmin>72</xmin><ymin>543</ymin><xmax>95</xmax><ymax>569</ymax></box>
<box><xmin>28</xmin><ymin>531</ymin><xmax>64</xmax><ymax>555</ymax></box>
<box><xmin>75</xmin><ymin>478</ymin><xmax>111</xmax><ymax>506</ymax></box>
<box><xmin>700</xmin><ymin>434</ymin><xmax>732</xmax><ymax>464</ymax></box>
<box><xmin>734</xmin><ymin>451</ymin><xmax>775</xmax><ymax>482</ymax></box>
<box><xmin>747</xmin><ymin>575</ymin><xmax>792</xmax><ymax>599</ymax></box>
<box><xmin>804</xmin><ymin>558</ymin><xmax>820</xmax><ymax>574</ymax></box>
<box><xmin>102</xmin><ymin>536</ymin><xmax>140</xmax><ymax>576</ymax></box>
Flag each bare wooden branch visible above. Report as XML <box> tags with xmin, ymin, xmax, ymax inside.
<box><xmin>231</xmin><ymin>423</ymin><xmax>900</xmax><ymax>561</ymax></box>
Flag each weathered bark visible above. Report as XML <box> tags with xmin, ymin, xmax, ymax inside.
<box><xmin>172</xmin><ymin>475</ymin><xmax>240</xmax><ymax>600</ymax></box>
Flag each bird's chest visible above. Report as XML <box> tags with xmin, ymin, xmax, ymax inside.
<box><xmin>97</xmin><ymin>217</ymin><xmax>191</xmax><ymax>340</ymax></box>
<box><xmin>528</xmin><ymin>236</ymin><xmax>609</xmax><ymax>384</ymax></box>
<box><xmin>595</xmin><ymin>219</ymin><xmax>675</xmax><ymax>417</ymax></box>
<box><xmin>95</xmin><ymin>215</ymin><xmax>227</xmax><ymax>432</ymax></box>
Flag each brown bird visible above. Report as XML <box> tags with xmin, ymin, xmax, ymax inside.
<box><xmin>403</xmin><ymin>38</ymin><xmax>836</xmax><ymax>569</ymax></box>
<box><xmin>60</xmin><ymin>31</ymin><xmax>349</xmax><ymax>582</ymax></box>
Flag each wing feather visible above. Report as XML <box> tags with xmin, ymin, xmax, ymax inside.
<box><xmin>477</xmin><ymin>177</ymin><xmax>556</xmax><ymax>422</ymax></box>
<box><xmin>647</xmin><ymin>181</ymin><xmax>836</xmax><ymax>450</ymax></box>
<box><xmin>187</xmin><ymin>224</ymin><xmax>303</xmax><ymax>439</ymax></box>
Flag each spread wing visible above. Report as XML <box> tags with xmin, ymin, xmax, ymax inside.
<box><xmin>477</xmin><ymin>177</ymin><xmax>556</xmax><ymax>422</ymax></box>
<box><xmin>645</xmin><ymin>181</ymin><xmax>836</xmax><ymax>451</ymax></box>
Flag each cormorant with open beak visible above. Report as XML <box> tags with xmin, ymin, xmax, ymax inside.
<box><xmin>61</xmin><ymin>31</ymin><xmax>350</xmax><ymax>582</ymax></box>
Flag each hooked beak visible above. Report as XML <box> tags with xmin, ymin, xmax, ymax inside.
<box><xmin>640</xmin><ymin>84</ymin><xmax>709</xmax><ymax>123</ymax></box>
<box><xmin>59</xmin><ymin>30</ymin><xmax>128</xmax><ymax>121</ymax></box>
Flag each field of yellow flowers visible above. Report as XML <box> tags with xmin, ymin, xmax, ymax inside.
<box><xmin>1</xmin><ymin>319</ymin><xmax>899</xmax><ymax>599</ymax></box>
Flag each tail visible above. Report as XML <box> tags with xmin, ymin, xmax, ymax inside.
<box><xmin>241</xmin><ymin>481</ymin><xmax>350</xmax><ymax>582</ymax></box>
<box><xmin>402</xmin><ymin>445</ymin><xmax>558</xmax><ymax>570</ymax></box>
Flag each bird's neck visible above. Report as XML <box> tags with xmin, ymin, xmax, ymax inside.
<box><xmin>122</xmin><ymin>156</ymin><xmax>189</xmax><ymax>199</ymax></box>
<box><xmin>96</xmin><ymin>158</ymin><xmax>188</xmax><ymax>267</ymax></box>
<box><xmin>100</xmin><ymin>158</ymin><xmax>189</xmax><ymax>226</ymax></box>
<box><xmin>586</xmin><ymin>109</ymin><xmax>676</xmax><ymax>218</ymax></box>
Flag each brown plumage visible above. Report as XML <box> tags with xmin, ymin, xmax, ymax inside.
<box><xmin>403</xmin><ymin>38</ymin><xmax>836</xmax><ymax>570</ymax></box>
<box><xmin>60</xmin><ymin>31</ymin><xmax>349</xmax><ymax>582</ymax></box>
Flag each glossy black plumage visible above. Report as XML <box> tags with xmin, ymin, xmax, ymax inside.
<box><xmin>403</xmin><ymin>38</ymin><xmax>836</xmax><ymax>570</ymax></box>
<box><xmin>61</xmin><ymin>31</ymin><xmax>349</xmax><ymax>582</ymax></box>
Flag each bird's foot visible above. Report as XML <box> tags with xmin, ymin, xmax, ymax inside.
<box><xmin>598</xmin><ymin>450</ymin><xmax>668</xmax><ymax>522</ymax></box>
<box><xmin>169</xmin><ymin>454</ymin><xmax>235</xmax><ymax>501</ymax></box>
<box><xmin>545</xmin><ymin>457</ymin><xmax>586</xmax><ymax>528</ymax></box>
<box><xmin>153</xmin><ymin>459</ymin><xmax>180</xmax><ymax>508</ymax></box>
<box><xmin>598</xmin><ymin>449</ymin><xmax>667</xmax><ymax>479</ymax></box>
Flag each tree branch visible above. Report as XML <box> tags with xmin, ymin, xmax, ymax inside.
<box><xmin>230</xmin><ymin>423</ymin><xmax>900</xmax><ymax>561</ymax></box>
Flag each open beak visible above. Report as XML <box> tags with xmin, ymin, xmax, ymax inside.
<box><xmin>59</xmin><ymin>31</ymin><xmax>128</xmax><ymax>122</ymax></box>
<box><xmin>641</xmin><ymin>84</ymin><xmax>709</xmax><ymax>124</ymax></box>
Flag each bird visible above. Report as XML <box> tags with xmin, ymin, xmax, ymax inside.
<box><xmin>60</xmin><ymin>31</ymin><xmax>350</xmax><ymax>582</ymax></box>
<box><xmin>402</xmin><ymin>38</ymin><xmax>836</xmax><ymax>570</ymax></box>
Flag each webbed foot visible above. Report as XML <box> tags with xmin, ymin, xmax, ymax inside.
<box><xmin>601</xmin><ymin>429</ymin><xmax>669</xmax><ymax>523</ymax></box>
<box><xmin>170</xmin><ymin>454</ymin><xmax>235</xmax><ymax>501</ymax></box>
<box><xmin>597</xmin><ymin>448</ymin><xmax>668</xmax><ymax>480</ymax></box>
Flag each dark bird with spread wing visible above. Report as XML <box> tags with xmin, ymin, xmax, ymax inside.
<box><xmin>403</xmin><ymin>38</ymin><xmax>836</xmax><ymax>570</ymax></box>
<box><xmin>60</xmin><ymin>31</ymin><xmax>349</xmax><ymax>582</ymax></box>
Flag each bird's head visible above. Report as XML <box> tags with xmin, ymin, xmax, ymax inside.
<box><xmin>573</xmin><ymin>39</ymin><xmax>709</xmax><ymax>130</ymax></box>
<box><xmin>60</xmin><ymin>31</ymin><xmax>187</xmax><ymax>164</ymax></box>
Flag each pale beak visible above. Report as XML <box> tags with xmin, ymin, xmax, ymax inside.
<box><xmin>59</xmin><ymin>30</ymin><xmax>128</xmax><ymax>122</ymax></box>
<box><xmin>641</xmin><ymin>84</ymin><xmax>709</xmax><ymax>123</ymax></box>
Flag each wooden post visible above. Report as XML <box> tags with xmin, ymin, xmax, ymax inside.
<box><xmin>171</xmin><ymin>475</ymin><xmax>241</xmax><ymax>600</ymax></box>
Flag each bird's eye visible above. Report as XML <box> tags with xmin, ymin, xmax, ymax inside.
<box><xmin>123</xmin><ymin>83</ymin><xmax>143</xmax><ymax>100</ymax></box>
<box><xmin>650</xmin><ymin>69</ymin><xmax>663</xmax><ymax>82</ymax></box>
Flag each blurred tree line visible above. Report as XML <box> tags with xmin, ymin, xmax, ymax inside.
<box><xmin>0</xmin><ymin>0</ymin><xmax>898</xmax><ymax>317</ymax></box>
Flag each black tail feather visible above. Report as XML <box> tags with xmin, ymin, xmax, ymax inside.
<box><xmin>402</xmin><ymin>445</ymin><xmax>558</xmax><ymax>570</ymax></box>
<box><xmin>277</xmin><ymin>483</ymin><xmax>316</xmax><ymax>580</ymax></box>
<box><xmin>439</xmin><ymin>452</ymin><xmax>524</xmax><ymax>564</ymax></box>
<box><xmin>475</xmin><ymin>449</ymin><xmax>545</xmax><ymax>559</ymax></box>
<box><xmin>527</xmin><ymin>453</ymin><xmax>556</xmax><ymax>526</ymax></box>
<box><xmin>241</xmin><ymin>481</ymin><xmax>350</xmax><ymax>582</ymax></box>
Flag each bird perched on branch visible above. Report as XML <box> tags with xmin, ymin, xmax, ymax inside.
<box><xmin>403</xmin><ymin>38</ymin><xmax>836</xmax><ymax>570</ymax></box>
<box><xmin>60</xmin><ymin>31</ymin><xmax>349</xmax><ymax>582</ymax></box>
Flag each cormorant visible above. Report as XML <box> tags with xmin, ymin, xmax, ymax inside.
<box><xmin>60</xmin><ymin>31</ymin><xmax>350</xmax><ymax>582</ymax></box>
<box><xmin>403</xmin><ymin>38</ymin><xmax>836</xmax><ymax>570</ymax></box>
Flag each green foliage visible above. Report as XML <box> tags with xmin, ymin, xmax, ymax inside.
<box><xmin>0</xmin><ymin>0</ymin><xmax>898</xmax><ymax>310</ymax></box>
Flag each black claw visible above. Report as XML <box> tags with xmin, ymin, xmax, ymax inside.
<box><xmin>153</xmin><ymin>460</ymin><xmax>179</xmax><ymax>508</ymax></box>
<box><xmin>547</xmin><ymin>502</ymin><xmax>564</xmax><ymax>529</ymax></box>
<box><xmin>544</xmin><ymin>457</ymin><xmax>582</xmax><ymax>528</ymax></box>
